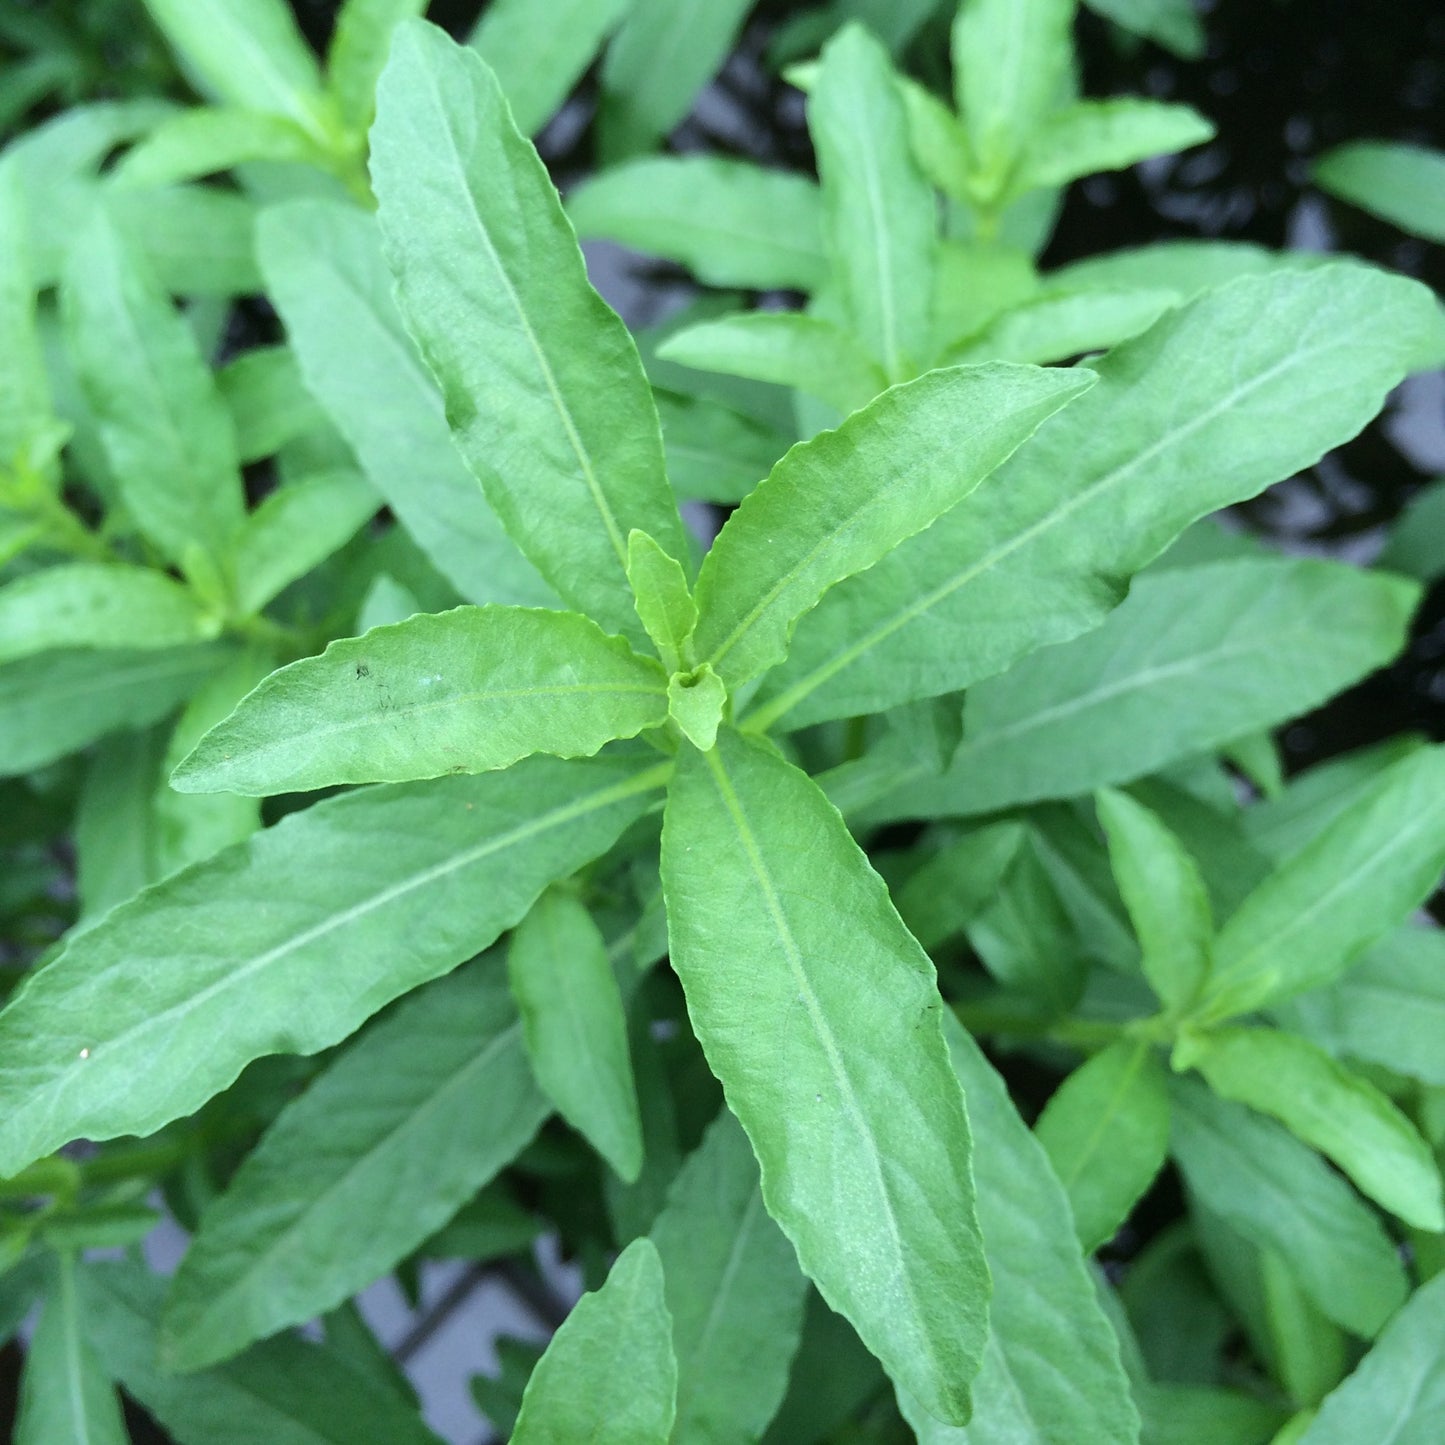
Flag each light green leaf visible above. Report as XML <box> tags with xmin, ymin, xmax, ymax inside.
<box><xmin>512</xmin><ymin>1238</ymin><xmax>676</xmax><ymax>1445</ymax></box>
<box><xmin>1097</xmin><ymin>788</ymin><xmax>1213</xmax><ymax>1014</ymax></box>
<box><xmin>162</xmin><ymin>959</ymin><xmax>548</xmax><ymax>1370</ymax></box>
<box><xmin>902</xmin><ymin>1012</ymin><xmax>1140</xmax><ymax>1444</ymax></box>
<box><xmin>952</xmin><ymin>0</ymin><xmax>1075</xmax><ymax>199</ymax></box>
<box><xmin>326</xmin><ymin>0</ymin><xmax>428</xmax><ymax>131</ymax></box>
<box><xmin>0</xmin><ymin>644</ymin><xmax>226</xmax><ymax>778</ymax></box>
<box><xmin>140</xmin><ymin>0</ymin><xmax>331</xmax><ymax>140</ymax></box>
<box><xmin>657</xmin><ymin>312</ymin><xmax>887</xmax><ymax>415</ymax></box>
<box><xmin>1298</xmin><ymin>1268</ymin><xmax>1445</xmax><ymax>1444</ymax></box>
<box><xmin>82</xmin><ymin>1260</ymin><xmax>443</xmax><ymax>1445</ymax></box>
<box><xmin>0</xmin><ymin>752</ymin><xmax>663</xmax><ymax>1176</ymax></box>
<box><xmin>0</xmin><ymin>563</ymin><xmax>214</xmax><ymax>665</ymax></box>
<box><xmin>256</xmin><ymin>200</ymin><xmax>554</xmax><ymax>608</ymax></box>
<box><xmin>695</xmin><ymin>362</ymin><xmax>1093</xmax><ymax>691</ymax></box>
<box><xmin>1019</xmin><ymin>99</ymin><xmax>1214</xmax><ymax>193</ymax></box>
<box><xmin>650</xmin><ymin>1109</ymin><xmax>808</xmax><ymax>1445</ymax></box>
<box><xmin>1049</xmin><ymin>239</ymin><xmax>1313</xmax><ymax>296</ymax></box>
<box><xmin>174</xmin><ymin>606</ymin><xmax>668</xmax><ymax>795</ymax></box>
<box><xmin>1081</xmin><ymin>0</ymin><xmax>1205</xmax><ymax>58</ymax></box>
<box><xmin>627</xmin><ymin>530</ymin><xmax>697</xmax><ymax>674</ymax></box>
<box><xmin>109</xmin><ymin>183</ymin><xmax>261</xmax><ymax>298</ymax></box>
<box><xmin>1036</xmin><ymin>1040</ymin><xmax>1171</xmax><ymax>1253</ymax></box>
<box><xmin>508</xmin><ymin>890</ymin><xmax>643</xmax><ymax>1181</ymax></box>
<box><xmin>811</xmin><ymin>24</ymin><xmax>936</xmax><ymax>380</ymax></box>
<box><xmin>114</xmin><ymin>107</ymin><xmax>336</xmax><ymax>189</ymax></box>
<box><xmin>597</xmin><ymin>0</ymin><xmax>752</xmax><ymax>160</ymax></box>
<box><xmin>1315</xmin><ymin>141</ymin><xmax>1445</xmax><ymax>243</ymax></box>
<box><xmin>62</xmin><ymin>210</ymin><xmax>245</xmax><ymax>579</ymax></box>
<box><xmin>655</xmin><ymin>391</ymin><xmax>790</xmax><ymax>505</ymax></box>
<box><xmin>752</xmin><ymin>264</ymin><xmax>1438</xmax><ymax>732</ymax></box>
<box><xmin>1200</xmin><ymin>745</ymin><xmax>1445</xmax><ymax>1021</ymax></box>
<box><xmin>667</xmin><ymin>664</ymin><xmax>728</xmax><ymax>751</ymax></box>
<box><xmin>0</xmin><ymin>158</ymin><xmax>53</xmax><ymax>474</ymax></box>
<box><xmin>1169</xmin><ymin>1077</ymin><xmax>1409</xmax><ymax>1339</ymax></box>
<box><xmin>16</xmin><ymin>1254</ymin><xmax>128</xmax><ymax>1445</ymax></box>
<box><xmin>469</xmin><ymin>0</ymin><xmax>633</xmax><ymax>137</ymax></box>
<box><xmin>567</xmin><ymin>156</ymin><xmax>826</xmax><ymax>292</ymax></box>
<box><xmin>216</xmin><ymin>346</ymin><xmax>325</xmax><ymax>465</ymax></box>
<box><xmin>944</xmin><ymin>286</ymin><xmax>1178</xmax><ymax>367</ymax></box>
<box><xmin>75</xmin><ymin>730</ymin><xmax>166</xmax><ymax>920</ymax></box>
<box><xmin>661</xmin><ymin>728</ymin><xmax>988</xmax><ymax>1425</ymax></box>
<box><xmin>1188</xmin><ymin>1027</ymin><xmax>1444</xmax><ymax>1232</ymax></box>
<box><xmin>232</xmin><ymin>469</ymin><xmax>378</xmax><ymax>616</ymax></box>
<box><xmin>372</xmin><ymin>22</ymin><xmax>688</xmax><ymax>641</ymax></box>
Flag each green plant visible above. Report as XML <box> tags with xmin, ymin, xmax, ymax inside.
<box><xmin>2</xmin><ymin>4</ymin><xmax>1445</xmax><ymax>1443</ymax></box>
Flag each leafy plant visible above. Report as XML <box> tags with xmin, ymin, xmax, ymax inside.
<box><xmin>2</xmin><ymin>3</ymin><xmax>1445</xmax><ymax>1443</ymax></box>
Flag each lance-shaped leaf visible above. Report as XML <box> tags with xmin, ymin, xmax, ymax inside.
<box><xmin>1188</xmin><ymin>1027</ymin><xmax>1444</xmax><ymax>1232</ymax></box>
<box><xmin>371</xmin><ymin>22</ymin><xmax>688</xmax><ymax>642</ymax></box>
<box><xmin>0</xmin><ymin>158</ymin><xmax>53</xmax><ymax>473</ymax></box>
<box><xmin>81</xmin><ymin>1260</ymin><xmax>443</xmax><ymax>1445</ymax></box>
<box><xmin>1298</xmin><ymin>1268</ymin><xmax>1445</xmax><ymax>1444</ymax></box>
<box><xmin>0</xmin><ymin>752</ymin><xmax>663</xmax><ymax>1176</ymax></box>
<box><xmin>113</xmin><ymin>108</ymin><xmax>338</xmax><ymax>189</ymax></box>
<box><xmin>62</xmin><ymin>210</ymin><xmax>246</xmax><ymax>579</ymax></box>
<box><xmin>660</xmin><ymin>728</ymin><xmax>988</xmax><ymax>1425</ymax></box>
<box><xmin>216</xmin><ymin>345</ymin><xmax>323</xmax><ymax>464</ymax></box>
<box><xmin>15</xmin><ymin>1254</ymin><xmax>128</xmax><ymax>1445</ymax></box>
<box><xmin>174</xmin><ymin>607</ymin><xmax>669</xmax><ymax>795</ymax></box>
<box><xmin>567</xmin><ymin>156</ymin><xmax>826</xmax><ymax>292</ymax></box>
<box><xmin>508</xmin><ymin>890</ymin><xmax>643</xmax><ymax>1182</ymax></box>
<box><xmin>1018</xmin><ymin>99</ymin><xmax>1214</xmax><ymax>194</ymax></box>
<box><xmin>1082</xmin><ymin>0</ymin><xmax>1204</xmax><ymax>56</ymax></box>
<box><xmin>1200</xmin><ymin>744</ymin><xmax>1445</xmax><ymax>1022</ymax></box>
<box><xmin>898</xmin><ymin>1013</ymin><xmax>1140</xmax><ymax>1444</ymax></box>
<box><xmin>627</xmin><ymin>530</ymin><xmax>696</xmax><ymax>674</ymax></box>
<box><xmin>750</xmin><ymin>264</ymin><xmax>1441</xmax><ymax>732</ymax></box>
<box><xmin>1315</xmin><ymin>141</ymin><xmax>1445</xmax><ymax>244</ymax></box>
<box><xmin>257</xmin><ymin>201</ymin><xmax>553</xmax><ymax>609</ymax></box>
<box><xmin>0</xmin><ymin>563</ymin><xmax>215</xmax><ymax>664</ymax></box>
<box><xmin>0</xmin><ymin>643</ymin><xmax>228</xmax><ymax>778</ymax></box>
<box><xmin>810</xmin><ymin>24</ymin><xmax>936</xmax><ymax>380</ymax></box>
<box><xmin>1169</xmin><ymin>1077</ymin><xmax>1408</xmax><ymax>1339</ymax></box>
<box><xmin>650</xmin><ymin>1109</ymin><xmax>808</xmax><ymax>1445</ymax></box>
<box><xmin>470</xmin><ymin>0</ymin><xmax>632</xmax><ymax>137</ymax></box>
<box><xmin>512</xmin><ymin>1238</ymin><xmax>676</xmax><ymax>1444</ymax></box>
<box><xmin>692</xmin><ymin>363</ymin><xmax>1093</xmax><ymax>690</ymax></box>
<box><xmin>162</xmin><ymin>959</ymin><xmax>548</xmax><ymax>1370</ymax></box>
<box><xmin>1097</xmin><ymin>789</ymin><xmax>1213</xmax><ymax>1014</ymax></box>
<box><xmin>1035</xmin><ymin>1040</ymin><xmax>1171</xmax><ymax>1254</ymax></box>
<box><xmin>326</xmin><ymin>0</ymin><xmax>429</xmax><ymax>131</ymax></box>
<box><xmin>655</xmin><ymin>392</ymin><xmax>790</xmax><ymax>505</ymax></box>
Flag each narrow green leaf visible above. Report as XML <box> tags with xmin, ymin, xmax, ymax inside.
<box><xmin>811</xmin><ymin>24</ymin><xmax>936</xmax><ymax>380</ymax></box>
<box><xmin>62</xmin><ymin>211</ymin><xmax>245</xmax><ymax>578</ymax></box>
<box><xmin>162</xmin><ymin>959</ymin><xmax>549</xmax><ymax>1370</ymax></box>
<box><xmin>597</xmin><ymin>0</ymin><xmax>752</xmax><ymax>160</ymax></box>
<box><xmin>82</xmin><ymin>1260</ymin><xmax>443</xmax><ymax>1445</ymax></box>
<box><xmin>1378</xmin><ymin>476</ymin><xmax>1445</xmax><ymax>584</ymax></box>
<box><xmin>1081</xmin><ymin>0</ymin><xmax>1204</xmax><ymax>58</ymax></box>
<box><xmin>657</xmin><ymin>312</ymin><xmax>887</xmax><ymax>416</ymax></box>
<box><xmin>901</xmin><ymin>1012</ymin><xmax>1140</xmax><ymax>1444</ymax></box>
<box><xmin>0</xmin><ymin>563</ymin><xmax>214</xmax><ymax>665</ymax></box>
<box><xmin>508</xmin><ymin>890</ymin><xmax>643</xmax><ymax>1181</ymax></box>
<box><xmin>109</xmin><ymin>183</ymin><xmax>261</xmax><ymax>299</ymax></box>
<box><xmin>75</xmin><ymin>729</ymin><xmax>166</xmax><ymax>920</ymax></box>
<box><xmin>512</xmin><ymin>1238</ymin><xmax>676</xmax><ymax>1445</ymax></box>
<box><xmin>0</xmin><ymin>644</ymin><xmax>226</xmax><ymax>778</ymax></box>
<box><xmin>944</xmin><ymin>286</ymin><xmax>1177</xmax><ymax>367</ymax></box>
<box><xmin>895</xmin><ymin>822</ymin><xmax>1026</xmax><ymax>952</ymax></box>
<box><xmin>1189</xmin><ymin>1027</ymin><xmax>1444</xmax><ymax>1231</ymax></box>
<box><xmin>0</xmin><ymin>752</ymin><xmax>663</xmax><ymax>1176</ymax></box>
<box><xmin>113</xmin><ymin>107</ymin><xmax>336</xmax><ymax>188</ymax></box>
<box><xmin>1169</xmin><ymin>1077</ymin><xmax>1409</xmax><ymax>1339</ymax></box>
<box><xmin>1097</xmin><ymin>788</ymin><xmax>1213</xmax><ymax>1014</ymax></box>
<box><xmin>694</xmin><ymin>362</ymin><xmax>1093</xmax><ymax>690</ymax></box>
<box><xmin>371</xmin><ymin>22</ymin><xmax>687</xmax><ymax>641</ymax></box>
<box><xmin>16</xmin><ymin>1254</ymin><xmax>128</xmax><ymax>1445</ymax></box>
<box><xmin>1036</xmin><ymin>1040</ymin><xmax>1171</xmax><ymax>1253</ymax></box>
<box><xmin>655</xmin><ymin>391</ymin><xmax>790</xmax><ymax>505</ymax></box>
<box><xmin>1201</xmin><ymin>745</ymin><xmax>1445</xmax><ymax>1021</ymax></box>
<box><xmin>752</xmin><ymin>264</ymin><xmax>1440</xmax><ymax>732</ymax></box>
<box><xmin>0</xmin><ymin>157</ymin><xmax>53</xmax><ymax>473</ymax></box>
<box><xmin>650</xmin><ymin>1109</ymin><xmax>808</xmax><ymax>1445</ymax></box>
<box><xmin>326</xmin><ymin>0</ymin><xmax>428</xmax><ymax>131</ymax></box>
<box><xmin>567</xmin><ymin>156</ymin><xmax>826</xmax><ymax>292</ymax></box>
<box><xmin>661</xmin><ymin>728</ymin><xmax>988</xmax><ymax>1425</ymax></box>
<box><xmin>1298</xmin><ymin>1269</ymin><xmax>1445</xmax><ymax>1444</ymax></box>
<box><xmin>1019</xmin><ymin>99</ymin><xmax>1214</xmax><ymax>193</ymax></box>
<box><xmin>470</xmin><ymin>0</ymin><xmax>633</xmax><ymax>137</ymax></box>
<box><xmin>232</xmin><ymin>469</ymin><xmax>378</xmax><ymax>616</ymax></box>
<box><xmin>627</xmin><ymin>530</ymin><xmax>698</xmax><ymax>674</ymax></box>
<box><xmin>176</xmin><ymin>606</ymin><xmax>667</xmax><ymax>795</ymax></box>
<box><xmin>1049</xmin><ymin>239</ymin><xmax>1312</xmax><ymax>295</ymax></box>
<box><xmin>216</xmin><ymin>346</ymin><xmax>325</xmax><ymax>465</ymax></box>
<box><xmin>952</xmin><ymin>0</ymin><xmax>1075</xmax><ymax>198</ymax></box>
<box><xmin>256</xmin><ymin>200</ymin><xmax>554</xmax><ymax>608</ymax></box>
<box><xmin>140</xmin><ymin>0</ymin><xmax>331</xmax><ymax>140</ymax></box>
<box><xmin>1315</xmin><ymin>141</ymin><xmax>1445</xmax><ymax>243</ymax></box>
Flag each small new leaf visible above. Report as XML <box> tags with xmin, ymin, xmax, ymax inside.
<box><xmin>627</xmin><ymin>529</ymin><xmax>697</xmax><ymax>673</ymax></box>
<box><xmin>667</xmin><ymin>665</ymin><xmax>727</xmax><ymax>752</ymax></box>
